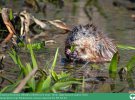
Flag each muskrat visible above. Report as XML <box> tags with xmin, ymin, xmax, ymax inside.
<box><xmin>65</xmin><ymin>24</ymin><xmax>117</xmax><ymax>62</ymax></box>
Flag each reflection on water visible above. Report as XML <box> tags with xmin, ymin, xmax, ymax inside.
<box><xmin>0</xmin><ymin>0</ymin><xmax>135</xmax><ymax>92</ymax></box>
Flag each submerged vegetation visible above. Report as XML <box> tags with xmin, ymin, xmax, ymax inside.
<box><xmin>0</xmin><ymin>0</ymin><xmax>135</xmax><ymax>93</ymax></box>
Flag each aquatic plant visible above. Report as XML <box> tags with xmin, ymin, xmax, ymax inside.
<box><xmin>1</xmin><ymin>44</ymin><xmax>80</xmax><ymax>93</ymax></box>
<box><xmin>109</xmin><ymin>44</ymin><xmax>135</xmax><ymax>79</ymax></box>
<box><xmin>117</xmin><ymin>44</ymin><xmax>135</xmax><ymax>50</ymax></box>
<box><xmin>109</xmin><ymin>52</ymin><xmax>118</xmax><ymax>73</ymax></box>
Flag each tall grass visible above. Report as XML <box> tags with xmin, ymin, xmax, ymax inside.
<box><xmin>3</xmin><ymin>44</ymin><xmax>80</xmax><ymax>93</ymax></box>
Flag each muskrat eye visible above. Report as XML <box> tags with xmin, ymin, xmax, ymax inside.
<box><xmin>83</xmin><ymin>33</ymin><xmax>86</xmax><ymax>35</ymax></box>
<box><xmin>72</xmin><ymin>27</ymin><xmax>78</xmax><ymax>33</ymax></box>
<box><xmin>81</xmin><ymin>48</ymin><xmax>85</xmax><ymax>53</ymax></box>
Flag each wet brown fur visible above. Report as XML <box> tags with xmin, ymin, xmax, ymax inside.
<box><xmin>65</xmin><ymin>23</ymin><xmax>118</xmax><ymax>62</ymax></box>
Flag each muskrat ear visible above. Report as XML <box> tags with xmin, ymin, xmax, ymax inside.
<box><xmin>92</xmin><ymin>25</ymin><xmax>97</xmax><ymax>31</ymax></box>
<box><xmin>78</xmin><ymin>25</ymin><xmax>83</xmax><ymax>29</ymax></box>
<box><xmin>84</xmin><ymin>23</ymin><xmax>93</xmax><ymax>29</ymax></box>
<box><xmin>72</xmin><ymin>26</ymin><xmax>79</xmax><ymax>33</ymax></box>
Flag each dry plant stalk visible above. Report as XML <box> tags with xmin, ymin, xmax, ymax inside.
<box><xmin>1</xmin><ymin>8</ymin><xmax>70</xmax><ymax>45</ymax></box>
<box><xmin>31</xmin><ymin>16</ymin><xmax>48</xmax><ymax>29</ymax></box>
<box><xmin>19</xmin><ymin>10</ymin><xmax>31</xmax><ymax>43</ymax></box>
<box><xmin>48</xmin><ymin>20</ymin><xmax>70</xmax><ymax>31</ymax></box>
<box><xmin>1</xmin><ymin>8</ymin><xmax>16</xmax><ymax>43</ymax></box>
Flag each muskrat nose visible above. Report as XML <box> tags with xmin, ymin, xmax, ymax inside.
<box><xmin>65</xmin><ymin>49</ymin><xmax>71</xmax><ymax>55</ymax></box>
<box><xmin>65</xmin><ymin>48</ymin><xmax>78</xmax><ymax>60</ymax></box>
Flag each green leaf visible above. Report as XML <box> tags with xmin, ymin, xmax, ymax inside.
<box><xmin>82</xmin><ymin>76</ymin><xmax>85</xmax><ymax>93</ymax></box>
<box><xmin>25</xmin><ymin>63</ymin><xmax>36</xmax><ymax>92</ymax></box>
<box><xmin>8</xmin><ymin>52</ymin><xmax>17</xmax><ymax>65</ymax></box>
<box><xmin>109</xmin><ymin>72</ymin><xmax>117</xmax><ymax>79</ymax></box>
<box><xmin>70</xmin><ymin>45</ymin><xmax>76</xmax><ymax>52</ymax></box>
<box><xmin>0</xmin><ymin>82</ymin><xmax>20</xmax><ymax>93</ymax></box>
<box><xmin>126</xmin><ymin>55</ymin><xmax>135</xmax><ymax>72</ymax></box>
<box><xmin>52</xmin><ymin>48</ymin><xmax>59</xmax><ymax>70</ymax></box>
<box><xmin>51</xmin><ymin>71</ymin><xmax>58</xmax><ymax>81</ymax></box>
<box><xmin>109</xmin><ymin>52</ymin><xmax>118</xmax><ymax>73</ymax></box>
<box><xmin>42</xmin><ymin>75</ymin><xmax>52</xmax><ymax>92</ymax></box>
<box><xmin>126</xmin><ymin>73</ymin><xmax>134</xmax><ymax>88</ymax></box>
<box><xmin>8</xmin><ymin>49</ymin><xmax>18</xmax><ymax>65</ymax></box>
<box><xmin>52</xmin><ymin>81</ymin><xmax>80</xmax><ymax>91</ymax></box>
<box><xmin>36</xmin><ymin>75</ymin><xmax>51</xmax><ymax>92</ymax></box>
<box><xmin>117</xmin><ymin>44</ymin><xmax>135</xmax><ymax>50</ymax></box>
<box><xmin>0</xmin><ymin>8</ymin><xmax>2</xmax><ymax>13</ymax></box>
<box><xmin>57</xmin><ymin>71</ymin><xmax>70</xmax><ymax>79</ymax></box>
<box><xmin>8</xmin><ymin>49</ymin><xmax>25</xmax><ymax>71</ymax></box>
<box><xmin>0</xmin><ymin>86</ymin><xmax>11</xmax><ymax>93</ymax></box>
<box><xmin>29</xmin><ymin>43</ymin><xmax>38</xmax><ymax>68</ymax></box>
<box><xmin>26</xmin><ymin>63</ymin><xmax>32</xmax><ymax>73</ymax></box>
<box><xmin>16</xmin><ymin>54</ymin><xmax>24</xmax><ymax>70</ymax></box>
<box><xmin>27</xmin><ymin>41</ymin><xmax>45</xmax><ymax>50</ymax></box>
<box><xmin>9</xmin><ymin>9</ymin><xmax>13</xmax><ymax>20</ymax></box>
<box><xmin>36</xmin><ymin>76</ymin><xmax>45</xmax><ymax>92</ymax></box>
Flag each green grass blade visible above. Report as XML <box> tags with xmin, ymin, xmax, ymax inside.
<box><xmin>17</xmin><ymin>55</ymin><xmax>24</xmax><ymax>70</ymax></box>
<box><xmin>25</xmin><ymin>63</ymin><xmax>36</xmax><ymax>91</ymax></box>
<box><xmin>109</xmin><ymin>72</ymin><xmax>117</xmax><ymax>79</ymax></box>
<box><xmin>126</xmin><ymin>73</ymin><xmax>134</xmax><ymax>88</ymax></box>
<box><xmin>8</xmin><ymin>49</ymin><xmax>18</xmax><ymax>64</ymax></box>
<box><xmin>82</xmin><ymin>76</ymin><xmax>85</xmax><ymax>93</ymax></box>
<box><xmin>36</xmin><ymin>75</ymin><xmax>51</xmax><ymax>92</ymax></box>
<box><xmin>52</xmin><ymin>81</ymin><xmax>81</xmax><ymax>91</ymax></box>
<box><xmin>57</xmin><ymin>71</ymin><xmax>70</xmax><ymax>79</ymax></box>
<box><xmin>29</xmin><ymin>44</ymin><xmax>38</xmax><ymax>68</ymax></box>
<box><xmin>0</xmin><ymin>8</ymin><xmax>2</xmax><ymax>13</ymax></box>
<box><xmin>42</xmin><ymin>75</ymin><xmax>51</xmax><ymax>92</ymax></box>
<box><xmin>117</xmin><ymin>44</ymin><xmax>135</xmax><ymax>50</ymax></box>
<box><xmin>0</xmin><ymin>86</ymin><xmax>11</xmax><ymax>93</ymax></box>
<box><xmin>52</xmin><ymin>48</ymin><xmax>59</xmax><ymax>70</ymax></box>
<box><xmin>51</xmin><ymin>71</ymin><xmax>58</xmax><ymax>81</ymax></box>
<box><xmin>9</xmin><ymin>9</ymin><xmax>13</xmax><ymax>20</ymax></box>
<box><xmin>109</xmin><ymin>52</ymin><xmax>118</xmax><ymax>73</ymax></box>
<box><xmin>8</xmin><ymin>49</ymin><xmax>24</xmax><ymax>71</ymax></box>
<box><xmin>8</xmin><ymin>52</ymin><xmax>17</xmax><ymax>65</ymax></box>
<box><xmin>27</xmin><ymin>41</ymin><xmax>45</xmax><ymax>50</ymax></box>
<box><xmin>0</xmin><ymin>82</ymin><xmax>20</xmax><ymax>93</ymax></box>
<box><xmin>35</xmin><ymin>76</ymin><xmax>45</xmax><ymax>92</ymax></box>
<box><xmin>126</xmin><ymin>55</ymin><xmax>135</xmax><ymax>72</ymax></box>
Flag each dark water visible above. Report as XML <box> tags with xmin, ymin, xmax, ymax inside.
<box><xmin>0</xmin><ymin>0</ymin><xmax>135</xmax><ymax>92</ymax></box>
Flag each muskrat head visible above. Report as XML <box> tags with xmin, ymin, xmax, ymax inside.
<box><xmin>65</xmin><ymin>24</ymin><xmax>117</xmax><ymax>62</ymax></box>
<box><xmin>65</xmin><ymin>24</ymin><xmax>98</xmax><ymax>44</ymax></box>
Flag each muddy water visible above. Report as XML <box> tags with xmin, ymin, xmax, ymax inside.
<box><xmin>0</xmin><ymin>0</ymin><xmax>135</xmax><ymax>92</ymax></box>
